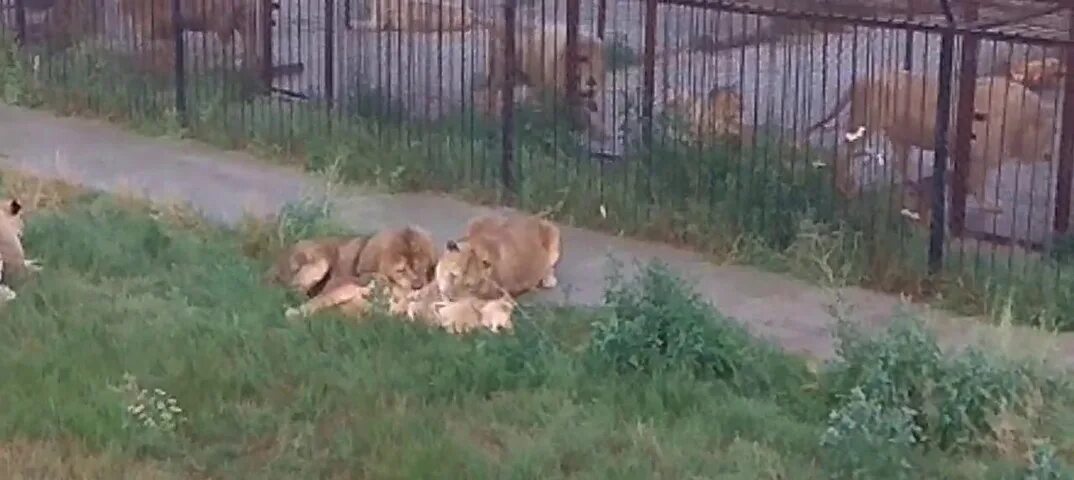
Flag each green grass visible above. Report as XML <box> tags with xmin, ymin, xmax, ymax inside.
<box><xmin>1</xmin><ymin>37</ymin><xmax>1073</xmax><ymax>331</ymax></box>
<box><xmin>2</xmin><ymin>172</ymin><xmax>1073</xmax><ymax>478</ymax></box>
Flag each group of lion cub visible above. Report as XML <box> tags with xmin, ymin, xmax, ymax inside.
<box><xmin>270</xmin><ymin>213</ymin><xmax>561</xmax><ymax>335</ymax></box>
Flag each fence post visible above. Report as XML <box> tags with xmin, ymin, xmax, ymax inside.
<box><xmin>1055</xmin><ymin>13</ymin><xmax>1074</xmax><ymax>236</ymax></box>
<box><xmin>13</xmin><ymin>0</ymin><xmax>26</xmax><ymax>45</ymax></box>
<box><xmin>324</xmin><ymin>0</ymin><xmax>335</xmax><ymax>108</ymax></box>
<box><xmin>565</xmin><ymin>0</ymin><xmax>580</xmax><ymax>122</ymax></box>
<box><xmin>172</xmin><ymin>0</ymin><xmax>187</xmax><ymax>126</ymax></box>
<box><xmin>500</xmin><ymin>0</ymin><xmax>517</xmax><ymax>198</ymax></box>
<box><xmin>951</xmin><ymin>3</ymin><xmax>979</xmax><ymax>236</ymax></box>
<box><xmin>641</xmin><ymin>0</ymin><xmax>657</xmax><ymax>146</ymax></box>
<box><xmin>596</xmin><ymin>0</ymin><xmax>606</xmax><ymax>40</ymax></box>
<box><xmin>928</xmin><ymin>29</ymin><xmax>956</xmax><ymax>275</ymax></box>
<box><xmin>260</xmin><ymin>0</ymin><xmax>275</xmax><ymax>89</ymax></box>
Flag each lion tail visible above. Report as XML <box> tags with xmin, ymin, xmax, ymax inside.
<box><xmin>806</xmin><ymin>85</ymin><xmax>855</xmax><ymax>134</ymax></box>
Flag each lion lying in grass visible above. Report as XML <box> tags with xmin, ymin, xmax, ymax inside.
<box><xmin>397</xmin><ymin>281</ymin><xmax>516</xmax><ymax>334</ymax></box>
<box><xmin>272</xmin><ymin>226</ymin><xmax>438</xmax><ymax>319</ymax></box>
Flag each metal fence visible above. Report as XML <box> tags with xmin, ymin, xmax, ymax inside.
<box><xmin>2</xmin><ymin>0</ymin><xmax>1073</xmax><ymax>325</ymax></box>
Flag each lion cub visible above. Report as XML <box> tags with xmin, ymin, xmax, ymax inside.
<box><xmin>398</xmin><ymin>282</ymin><xmax>515</xmax><ymax>334</ymax></box>
<box><xmin>275</xmin><ymin>226</ymin><xmax>439</xmax><ymax>319</ymax></box>
<box><xmin>436</xmin><ymin>213</ymin><xmax>561</xmax><ymax>302</ymax></box>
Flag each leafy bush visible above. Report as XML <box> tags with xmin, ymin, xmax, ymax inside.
<box><xmin>589</xmin><ymin>261</ymin><xmax>751</xmax><ymax>379</ymax></box>
<box><xmin>820</xmin><ymin>387</ymin><xmax>920</xmax><ymax>480</ymax></box>
<box><xmin>587</xmin><ymin>260</ymin><xmax>816</xmax><ymax>407</ymax></box>
<box><xmin>1025</xmin><ymin>442</ymin><xmax>1074</xmax><ymax>480</ymax></box>
<box><xmin>823</xmin><ymin>315</ymin><xmax>1062</xmax><ymax>452</ymax></box>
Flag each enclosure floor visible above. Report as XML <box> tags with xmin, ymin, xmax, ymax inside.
<box><xmin>1</xmin><ymin>104</ymin><xmax>1071</xmax><ymax>366</ymax></box>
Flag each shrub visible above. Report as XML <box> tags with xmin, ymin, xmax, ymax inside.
<box><xmin>820</xmin><ymin>387</ymin><xmax>920</xmax><ymax>480</ymax></box>
<box><xmin>823</xmin><ymin>315</ymin><xmax>1062</xmax><ymax>452</ymax></box>
<box><xmin>1025</xmin><ymin>442</ymin><xmax>1074</xmax><ymax>480</ymax></box>
<box><xmin>586</xmin><ymin>260</ymin><xmax>817</xmax><ymax>407</ymax></box>
<box><xmin>588</xmin><ymin>261</ymin><xmax>751</xmax><ymax>380</ymax></box>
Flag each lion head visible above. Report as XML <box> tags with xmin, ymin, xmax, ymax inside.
<box><xmin>435</xmin><ymin>239</ymin><xmax>500</xmax><ymax>301</ymax></box>
<box><xmin>0</xmin><ymin>198</ymin><xmax>24</xmax><ymax>240</ymax></box>
<box><xmin>479</xmin><ymin>297</ymin><xmax>515</xmax><ymax>333</ymax></box>
<box><xmin>270</xmin><ymin>237</ymin><xmax>339</xmax><ymax>296</ymax></box>
<box><xmin>1010</xmin><ymin>57</ymin><xmax>1066</xmax><ymax>90</ymax></box>
<box><xmin>358</xmin><ymin>226</ymin><xmax>438</xmax><ymax>291</ymax></box>
<box><xmin>574</xmin><ymin>38</ymin><xmax>606</xmax><ymax>114</ymax></box>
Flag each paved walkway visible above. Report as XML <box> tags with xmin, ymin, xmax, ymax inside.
<box><xmin>2</xmin><ymin>104</ymin><xmax>1072</xmax><ymax>365</ymax></box>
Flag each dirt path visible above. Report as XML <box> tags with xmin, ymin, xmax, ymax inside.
<box><xmin>1</xmin><ymin>104</ymin><xmax>1071</xmax><ymax>366</ymax></box>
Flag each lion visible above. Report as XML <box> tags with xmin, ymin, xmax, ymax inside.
<box><xmin>432</xmin><ymin>296</ymin><xmax>515</xmax><ymax>334</ymax></box>
<box><xmin>663</xmin><ymin>86</ymin><xmax>744</xmax><ymax>146</ymax></box>
<box><xmin>436</xmin><ymin>214</ymin><xmax>561</xmax><ymax>302</ymax></box>
<box><xmin>1009</xmin><ymin>57</ymin><xmax>1066</xmax><ymax>91</ymax></box>
<box><xmin>807</xmin><ymin>69</ymin><xmax>1055</xmax><ymax>216</ymax></box>
<box><xmin>396</xmin><ymin>281</ymin><xmax>514</xmax><ymax>334</ymax></box>
<box><xmin>0</xmin><ymin>198</ymin><xmax>42</xmax><ymax>303</ymax></box>
<box><xmin>280</xmin><ymin>226</ymin><xmax>439</xmax><ymax>319</ymax></box>
<box><xmin>348</xmin><ymin>0</ymin><xmax>481</xmax><ymax>33</ymax></box>
<box><xmin>480</xmin><ymin>22</ymin><xmax>608</xmax><ymax>137</ymax></box>
<box><xmin>115</xmin><ymin>0</ymin><xmax>267</xmax><ymax>75</ymax></box>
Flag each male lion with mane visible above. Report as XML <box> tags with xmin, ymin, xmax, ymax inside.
<box><xmin>273</xmin><ymin>226</ymin><xmax>438</xmax><ymax>318</ymax></box>
<box><xmin>436</xmin><ymin>213</ymin><xmax>561</xmax><ymax>302</ymax></box>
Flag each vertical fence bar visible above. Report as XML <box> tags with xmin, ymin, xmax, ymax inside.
<box><xmin>1055</xmin><ymin>17</ymin><xmax>1074</xmax><ymax>235</ymax></box>
<box><xmin>324</xmin><ymin>0</ymin><xmax>335</xmax><ymax>108</ymax></box>
<box><xmin>641</xmin><ymin>0</ymin><xmax>657</xmax><ymax>146</ymax></box>
<box><xmin>565</xmin><ymin>0</ymin><xmax>580</xmax><ymax>117</ymax></box>
<box><xmin>500</xmin><ymin>0</ymin><xmax>516</xmax><ymax>198</ymax></box>
<box><xmin>260</xmin><ymin>0</ymin><xmax>274</xmax><ymax>89</ymax></box>
<box><xmin>344</xmin><ymin>0</ymin><xmax>352</xmax><ymax>30</ymax></box>
<box><xmin>903</xmin><ymin>29</ymin><xmax>913</xmax><ymax>70</ymax></box>
<box><xmin>13</xmin><ymin>0</ymin><xmax>26</xmax><ymax>45</ymax></box>
<box><xmin>172</xmin><ymin>0</ymin><xmax>187</xmax><ymax>126</ymax></box>
<box><xmin>596</xmin><ymin>0</ymin><xmax>607</xmax><ymax>40</ymax></box>
<box><xmin>929</xmin><ymin>28</ymin><xmax>956</xmax><ymax>274</ymax></box>
<box><xmin>951</xmin><ymin>3</ymin><xmax>979</xmax><ymax>237</ymax></box>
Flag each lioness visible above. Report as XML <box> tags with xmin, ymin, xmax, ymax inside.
<box><xmin>278</xmin><ymin>226</ymin><xmax>439</xmax><ymax>318</ymax></box>
<box><xmin>348</xmin><ymin>0</ymin><xmax>480</xmax><ymax>32</ymax></box>
<box><xmin>663</xmin><ymin>86</ymin><xmax>744</xmax><ymax>146</ymax></box>
<box><xmin>1009</xmin><ymin>57</ymin><xmax>1066</xmax><ymax>91</ymax></box>
<box><xmin>0</xmin><ymin>198</ymin><xmax>42</xmax><ymax>302</ymax></box>
<box><xmin>116</xmin><ymin>0</ymin><xmax>266</xmax><ymax>74</ymax></box>
<box><xmin>808</xmin><ymin>69</ymin><xmax>1054</xmax><ymax>215</ymax></box>
<box><xmin>437</xmin><ymin>214</ymin><xmax>561</xmax><ymax>302</ymax></box>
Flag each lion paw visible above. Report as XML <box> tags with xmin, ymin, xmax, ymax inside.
<box><xmin>24</xmin><ymin>258</ymin><xmax>43</xmax><ymax>272</ymax></box>
<box><xmin>0</xmin><ymin>285</ymin><xmax>16</xmax><ymax>303</ymax></box>
<box><xmin>539</xmin><ymin>272</ymin><xmax>558</xmax><ymax>289</ymax></box>
<box><xmin>284</xmin><ymin>306</ymin><xmax>306</xmax><ymax>319</ymax></box>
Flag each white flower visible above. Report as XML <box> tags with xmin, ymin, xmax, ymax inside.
<box><xmin>844</xmin><ymin>125</ymin><xmax>866</xmax><ymax>142</ymax></box>
<box><xmin>900</xmin><ymin>209</ymin><xmax>921</xmax><ymax>221</ymax></box>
